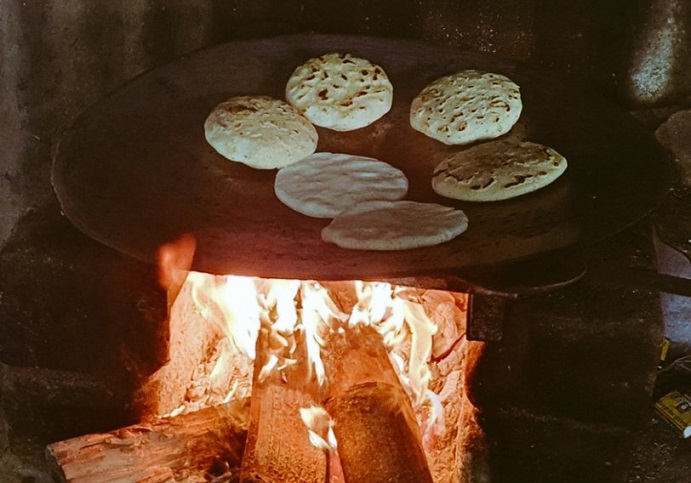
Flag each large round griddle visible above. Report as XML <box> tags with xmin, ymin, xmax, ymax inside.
<box><xmin>52</xmin><ymin>34</ymin><xmax>673</xmax><ymax>284</ymax></box>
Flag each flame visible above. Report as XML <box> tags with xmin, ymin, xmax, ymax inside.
<box><xmin>299</xmin><ymin>282</ymin><xmax>345</xmax><ymax>386</ymax></box>
<box><xmin>339</xmin><ymin>282</ymin><xmax>442</xmax><ymax>431</ymax></box>
<box><xmin>187</xmin><ymin>273</ymin><xmax>262</xmax><ymax>361</ymax></box>
<box><xmin>150</xmin><ymin>253</ymin><xmax>471</xmax><ymax>483</ymax></box>
<box><xmin>258</xmin><ymin>279</ymin><xmax>300</xmax><ymax>333</ymax></box>
<box><xmin>184</xmin><ymin>276</ymin><xmax>334</xmax><ymax>388</ymax></box>
<box><xmin>299</xmin><ymin>405</ymin><xmax>337</xmax><ymax>451</ymax></box>
<box><xmin>400</xmin><ymin>296</ymin><xmax>438</xmax><ymax>407</ymax></box>
<box><xmin>209</xmin><ymin>345</ymin><xmax>231</xmax><ymax>383</ymax></box>
<box><xmin>157</xmin><ymin>233</ymin><xmax>196</xmax><ymax>291</ymax></box>
<box><xmin>168</xmin><ymin>271</ymin><xmax>446</xmax><ymax>440</ymax></box>
<box><xmin>425</xmin><ymin>388</ymin><xmax>445</xmax><ymax>437</ymax></box>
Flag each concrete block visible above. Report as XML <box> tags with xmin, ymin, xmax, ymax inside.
<box><xmin>480</xmin><ymin>405</ymin><xmax>633</xmax><ymax>483</ymax></box>
<box><xmin>466</xmin><ymin>222</ymin><xmax>663</xmax><ymax>428</ymax></box>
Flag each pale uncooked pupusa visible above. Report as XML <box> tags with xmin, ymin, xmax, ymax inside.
<box><xmin>321</xmin><ymin>200</ymin><xmax>469</xmax><ymax>250</ymax></box>
<box><xmin>274</xmin><ymin>152</ymin><xmax>408</xmax><ymax>218</ymax></box>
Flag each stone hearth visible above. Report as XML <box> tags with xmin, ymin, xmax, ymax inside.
<box><xmin>2</xmin><ymin>1</ymin><xmax>691</xmax><ymax>481</ymax></box>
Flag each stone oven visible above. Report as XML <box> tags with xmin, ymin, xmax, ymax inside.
<box><xmin>1</xmin><ymin>2</ymin><xmax>690</xmax><ymax>483</ymax></box>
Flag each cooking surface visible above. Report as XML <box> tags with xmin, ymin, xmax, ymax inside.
<box><xmin>52</xmin><ymin>34</ymin><xmax>673</xmax><ymax>281</ymax></box>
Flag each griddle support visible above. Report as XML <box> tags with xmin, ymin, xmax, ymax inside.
<box><xmin>467</xmin><ymin>294</ymin><xmax>508</xmax><ymax>342</ymax></box>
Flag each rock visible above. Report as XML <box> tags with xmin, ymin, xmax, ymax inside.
<box><xmin>656</xmin><ymin>110</ymin><xmax>691</xmax><ymax>185</ymax></box>
<box><xmin>619</xmin><ymin>0</ymin><xmax>691</xmax><ymax>106</ymax></box>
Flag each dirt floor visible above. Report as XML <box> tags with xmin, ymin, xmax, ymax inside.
<box><xmin>628</xmin><ymin>414</ymin><xmax>691</xmax><ymax>482</ymax></box>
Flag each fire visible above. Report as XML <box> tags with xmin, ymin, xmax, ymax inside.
<box><xmin>166</xmin><ymin>273</ymin><xmax>446</xmax><ymax>435</ymax></box>
<box><xmin>300</xmin><ymin>282</ymin><xmax>341</xmax><ymax>386</ymax></box>
<box><xmin>299</xmin><ymin>405</ymin><xmax>337</xmax><ymax>451</ymax></box>
<box><xmin>157</xmin><ymin>233</ymin><xmax>196</xmax><ymax>293</ymax></box>
<box><xmin>154</xmin><ymin>235</ymin><xmax>462</xmax><ymax>468</ymax></box>
<box><xmin>213</xmin><ymin>274</ymin><xmax>262</xmax><ymax>360</ymax></box>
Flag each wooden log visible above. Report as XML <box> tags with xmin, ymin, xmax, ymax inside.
<box><xmin>46</xmin><ymin>398</ymin><xmax>250</xmax><ymax>483</ymax></box>
<box><xmin>240</xmin><ymin>328</ymin><xmax>327</xmax><ymax>483</ymax></box>
<box><xmin>136</xmin><ymin>273</ymin><xmax>255</xmax><ymax>419</ymax></box>
<box><xmin>136</xmin><ymin>276</ymin><xmax>222</xmax><ymax>418</ymax></box>
<box><xmin>322</xmin><ymin>324</ymin><xmax>434</xmax><ymax>483</ymax></box>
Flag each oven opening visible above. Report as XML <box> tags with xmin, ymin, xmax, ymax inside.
<box><xmin>48</xmin><ymin>236</ymin><xmax>477</xmax><ymax>483</ymax></box>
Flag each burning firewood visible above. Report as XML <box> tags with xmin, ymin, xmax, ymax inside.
<box><xmin>322</xmin><ymin>324</ymin><xmax>434</xmax><ymax>483</ymax></box>
<box><xmin>47</xmin><ymin>398</ymin><xmax>250</xmax><ymax>482</ymax></box>
<box><xmin>48</xmin><ymin>277</ymin><xmax>469</xmax><ymax>483</ymax></box>
<box><xmin>239</xmin><ymin>327</ymin><xmax>327</xmax><ymax>483</ymax></box>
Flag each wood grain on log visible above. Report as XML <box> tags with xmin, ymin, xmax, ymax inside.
<box><xmin>239</xmin><ymin>329</ymin><xmax>326</xmax><ymax>483</ymax></box>
<box><xmin>323</xmin><ymin>325</ymin><xmax>434</xmax><ymax>483</ymax></box>
<box><xmin>136</xmin><ymin>279</ymin><xmax>221</xmax><ymax>418</ymax></box>
<box><xmin>47</xmin><ymin>398</ymin><xmax>249</xmax><ymax>483</ymax></box>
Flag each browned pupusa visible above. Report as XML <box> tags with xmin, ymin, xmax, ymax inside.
<box><xmin>204</xmin><ymin>95</ymin><xmax>317</xmax><ymax>169</ymax></box>
<box><xmin>431</xmin><ymin>140</ymin><xmax>567</xmax><ymax>201</ymax></box>
<box><xmin>286</xmin><ymin>52</ymin><xmax>393</xmax><ymax>131</ymax></box>
<box><xmin>410</xmin><ymin>70</ymin><xmax>522</xmax><ymax>145</ymax></box>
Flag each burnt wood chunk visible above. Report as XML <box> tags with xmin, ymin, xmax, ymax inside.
<box><xmin>136</xmin><ymin>279</ymin><xmax>220</xmax><ymax>418</ymax></box>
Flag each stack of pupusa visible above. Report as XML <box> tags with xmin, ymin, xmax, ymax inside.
<box><xmin>409</xmin><ymin>69</ymin><xmax>568</xmax><ymax>202</ymax></box>
<box><xmin>204</xmin><ymin>52</ymin><xmax>470</xmax><ymax>251</ymax></box>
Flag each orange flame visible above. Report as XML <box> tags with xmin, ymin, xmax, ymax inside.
<box><xmin>162</xmin><ymin>271</ymin><xmax>448</xmax><ymax>441</ymax></box>
<box><xmin>157</xmin><ymin>233</ymin><xmax>196</xmax><ymax>291</ymax></box>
